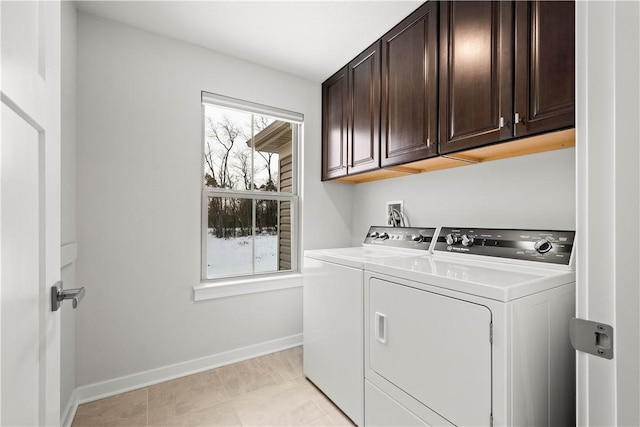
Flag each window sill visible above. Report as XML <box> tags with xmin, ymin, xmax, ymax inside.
<box><xmin>193</xmin><ymin>273</ymin><xmax>303</xmax><ymax>302</ymax></box>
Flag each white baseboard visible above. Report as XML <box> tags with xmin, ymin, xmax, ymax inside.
<box><xmin>68</xmin><ymin>334</ymin><xmax>302</xmax><ymax>417</ymax></box>
<box><xmin>61</xmin><ymin>388</ymin><xmax>78</xmax><ymax>427</ymax></box>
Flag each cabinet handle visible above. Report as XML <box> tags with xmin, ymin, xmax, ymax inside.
<box><xmin>514</xmin><ymin>112</ymin><xmax>522</xmax><ymax>125</ymax></box>
<box><xmin>375</xmin><ymin>312</ymin><xmax>387</xmax><ymax>344</ymax></box>
<box><xmin>499</xmin><ymin>116</ymin><xmax>505</xmax><ymax>129</ymax></box>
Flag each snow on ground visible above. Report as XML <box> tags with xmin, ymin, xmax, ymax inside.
<box><xmin>207</xmin><ymin>233</ymin><xmax>277</xmax><ymax>278</ymax></box>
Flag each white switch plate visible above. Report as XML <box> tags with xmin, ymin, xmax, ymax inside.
<box><xmin>386</xmin><ymin>201</ymin><xmax>403</xmax><ymax>226</ymax></box>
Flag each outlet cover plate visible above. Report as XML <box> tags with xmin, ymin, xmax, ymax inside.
<box><xmin>386</xmin><ymin>200</ymin><xmax>403</xmax><ymax>226</ymax></box>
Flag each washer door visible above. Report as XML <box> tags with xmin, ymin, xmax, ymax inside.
<box><xmin>369</xmin><ymin>277</ymin><xmax>492</xmax><ymax>426</ymax></box>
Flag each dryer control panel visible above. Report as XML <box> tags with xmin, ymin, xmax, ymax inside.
<box><xmin>434</xmin><ymin>227</ymin><xmax>575</xmax><ymax>265</ymax></box>
<box><xmin>363</xmin><ymin>226</ymin><xmax>436</xmax><ymax>251</ymax></box>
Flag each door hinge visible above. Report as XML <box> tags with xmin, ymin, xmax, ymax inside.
<box><xmin>570</xmin><ymin>318</ymin><xmax>614</xmax><ymax>360</ymax></box>
<box><xmin>489</xmin><ymin>322</ymin><xmax>493</xmax><ymax>344</ymax></box>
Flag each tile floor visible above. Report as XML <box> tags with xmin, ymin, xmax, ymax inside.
<box><xmin>72</xmin><ymin>346</ymin><xmax>355</xmax><ymax>426</ymax></box>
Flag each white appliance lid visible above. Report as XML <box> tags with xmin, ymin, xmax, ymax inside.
<box><xmin>304</xmin><ymin>246</ymin><xmax>420</xmax><ymax>269</ymax></box>
<box><xmin>365</xmin><ymin>255</ymin><xmax>575</xmax><ymax>302</ymax></box>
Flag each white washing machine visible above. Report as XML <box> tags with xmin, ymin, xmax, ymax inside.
<box><xmin>363</xmin><ymin>227</ymin><xmax>576</xmax><ymax>427</ymax></box>
<box><xmin>303</xmin><ymin>226</ymin><xmax>436</xmax><ymax>426</ymax></box>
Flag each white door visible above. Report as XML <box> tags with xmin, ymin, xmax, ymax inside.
<box><xmin>1</xmin><ymin>1</ymin><xmax>61</xmax><ymax>425</ymax></box>
<box><xmin>576</xmin><ymin>1</ymin><xmax>640</xmax><ymax>425</ymax></box>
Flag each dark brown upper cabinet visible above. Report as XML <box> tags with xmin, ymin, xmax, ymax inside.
<box><xmin>321</xmin><ymin>1</ymin><xmax>576</xmax><ymax>182</ymax></box>
<box><xmin>439</xmin><ymin>1</ymin><xmax>514</xmax><ymax>155</ymax></box>
<box><xmin>514</xmin><ymin>1</ymin><xmax>575</xmax><ymax>138</ymax></box>
<box><xmin>322</xmin><ymin>44</ymin><xmax>381</xmax><ymax>181</ymax></box>
<box><xmin>381</xmin><ymin>1</ymin><xmax>439</xmax><ymax>167</ymax></box>
<box><xmin>348</xmin><ymin>42</ymin><xmax>381</xmax><ymax>175</ymax></box>
<box><xmin>322</xmin><ymin>66</ymin><xmax>348</xmax><ymax>180</ymax></box>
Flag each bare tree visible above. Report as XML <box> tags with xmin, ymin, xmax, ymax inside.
<box><xmin>204</xmin><ymin>117</ymin><xmax>219</xmax><ymax>187</ymax></box>
<box><xmin>207</xmin><ymin>115</ymin><xmax>242</xmax><ymax>189</ymax></box>
<box><xmin>234</xmin><ymin>149</ymin><xmax>253</xmax><ymax>191</ymax></box>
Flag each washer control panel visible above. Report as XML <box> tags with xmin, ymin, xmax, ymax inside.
<box><xmin>434</xmin><ymin>227</ymin><xmax>575</xmax><ymax>265</ymax></box>
<box><xmin>363</xmin><ymin>226</ymin><xmax>436</xmax><ymax>251</ymax></box>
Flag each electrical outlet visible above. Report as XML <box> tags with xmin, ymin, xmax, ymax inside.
<box><xmin>386</xmin><ymin>201</ymin><xmax>403</xmax><ymax>227</ymax></box>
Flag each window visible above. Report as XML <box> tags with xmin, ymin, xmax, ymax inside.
<box><xmin>201</xmin><ymin>92</ymin><xmax>301</xmax><ymax>281</ymax></box>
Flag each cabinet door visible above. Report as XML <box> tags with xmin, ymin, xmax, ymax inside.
<box><xmin>439</xmin><ymin>1</ymin><xmax>513</xmax><ymax>154</ymax></box>
<box><xmin>322</xmin><ymin>66</ymin><xmax>348</xmax><ymax>180</ymax></box>
<box><xmin>348</xmin><ymin>42</ymin><xmax>381</xmax><ymax>175</ymax></box>
<box><xmin>381</xmin><ymin>1</ymin><xmax>438</xmax><ymax>167</ymax></box>
<box><xmin>514</xmin><ymin>1</ymin><xmax>575</xmax><ymax>137</ymax></box>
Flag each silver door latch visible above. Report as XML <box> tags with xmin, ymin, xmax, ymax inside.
<box><xmin>570</xmin><ymin>318</ymin><xmax>614</xmax><ymax>360</ymax></box>
<box><xmin>51</xmin><ymin>281</ymin><xmax>85</xmax><ymax>311</ymax></box>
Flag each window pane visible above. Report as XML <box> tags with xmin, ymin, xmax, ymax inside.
<box><xmin>202</xmin><ymin>94</ymin><xmax>300</xmax><ymax>281</ymax></box>
<box><xmin>255</xmin><ymin>198</ymin><xmax>278</xmax><ymax>273</ymax></box>
<box><xmin>253</xmin><ymin>116</ymin><xmax>293</xmax><ymax>193</ymax></box>
<box><xmin>254</xmin><ymin>199</ymin><xmax>293</xmax><ymax>273</ymax></box>
<box><xmin>207</xmin><ymin>197</ymin><xmax>253</xmax><ymax>278</ymax></box>
<box><xmin>204</xmin><ymin>105</ymin><xmax>253</xmax><ymax>190</ymax></box>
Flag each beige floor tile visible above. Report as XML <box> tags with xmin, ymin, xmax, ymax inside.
<box><xmin>154</xmin><ymin>401</ymin><xmax>242</xmax><ymax>427</ymax></box>
<box><xmin>311</xmin><ymin>390</ymin><xmax>355</xmax><ymax>427</ymax></box>
<box><xmin>231</xmin><ymin>380</ymin><xmax>325</xmax><ymax>426</ymax></box>
<box><xmin>72</xmin><ymin>347</ymin><xmax>350</xmax><ymax>427</ymax></box>
<box><xmin>259</xmin><ymin>346</ymin><xmax>304</xmax><ymax>381</ymax></box>
<box><xmin>148</xmin><ymin>369</ymin><xmax>228</xmax><ymax>425</ymax></box>
<box><xmin>312</xmin><ymin>393</ymin><xmax>338</xmax><ymax>416</ymax></box>
<box><xmin>325</xmin><ymin>409</ymin><xmax>356</xmax><ymax>427</ymax></box>
<box><xmin>217</xmin><ymin>357</ymin><xmax>282</xmax><ymax>398</ymax></box>
<box><xmin>72</xmin><ymin>388</ymin><xmax>148</xmax><ymax>427</ymax></box>
<box><xmin>304</xmin><ymin>413</ymin><xmax>356</xmax><ymax>427</ymax></box>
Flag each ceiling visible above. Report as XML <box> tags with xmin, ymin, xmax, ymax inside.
<box><xmin>75</xmin><ymin>1</ymin><xmax>423</xmax><ymax>83</ymax></box>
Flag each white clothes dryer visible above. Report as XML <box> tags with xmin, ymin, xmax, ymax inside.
<box><xmin>363</xmin><ymin>227</ymin><xmax>576</xmax><ymax>427</ymax></box>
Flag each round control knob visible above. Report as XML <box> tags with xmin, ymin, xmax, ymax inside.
<box><xmin>369</xmin><ymin>231</ymin><xmax>379</xmax><ymax>239</ymax></box>
<box><xmin>379</xmin><ymin>232</ymin><xmax>390</xmax><ymax>240</ymax></box>
<box><xmin>534</xmin><ymin>238</ymin><xmax>553</xmax><ymax>254</ymax></box>
<box><xmin>412</xmin><ymin>235</ymin><xmax>424</xmax><ymax>243</ymax></box>
<box><xmin>445</xmin><ymin>234</ymin><xmax>458</xmax><ymax>245</ymax></box>
<box><xmin>461</xmin><ymin>234</ymin><xmax>475</xmax><ymax>247</ymax></box>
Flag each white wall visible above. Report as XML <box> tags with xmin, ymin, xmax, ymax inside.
<box><xmin>75</xmin><ymin>12</ymin><xmax>352</xmax><ymax>387</ymax></box>
<box><xmin>351</xmin><ymin>148</ymin><xmax>575</xmax><ymax>245</ymax></box>
<box><xmin>60</xmin><ymin>0</ymin><xmax>77</xmax><ymax>415</ymax></box>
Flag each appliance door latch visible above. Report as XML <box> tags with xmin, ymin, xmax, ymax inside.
<box><xmin>570</xmin><ymin>318</ymin><xmax>614</xmax><ymax>360</ymax></box>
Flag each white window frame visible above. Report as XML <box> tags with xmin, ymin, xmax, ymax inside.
<box><xmin>199</xmin><ymin>92</ymin><xmax>302</xmax><ymax>284</ymax></box>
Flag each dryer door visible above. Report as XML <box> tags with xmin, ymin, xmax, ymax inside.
<box><xmin>368</xmin><ymin>277</ymin><xmax>493</xmax><ymax>426</ymax></box>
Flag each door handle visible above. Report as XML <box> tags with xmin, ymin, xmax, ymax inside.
<box><xmin>375</xmin><ymin>312</ymin><xmax>387</xmax><ymax>344</ymax></box>
<box><xmin>51</xmin><ymin>281</ymin><xmax>85</xmax><ymax>311</ymax></box>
